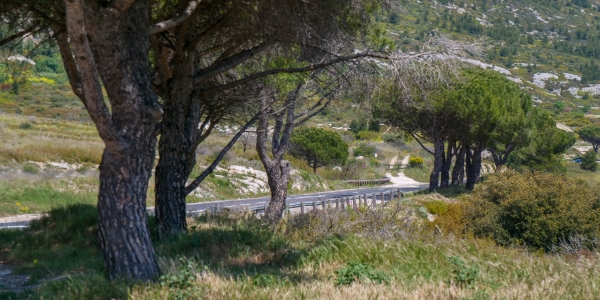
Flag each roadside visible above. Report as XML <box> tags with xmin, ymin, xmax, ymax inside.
<box><xmin>385</xmin><ymin>155</ymin><xmax>429</xmax><ymax>188</ymax></box>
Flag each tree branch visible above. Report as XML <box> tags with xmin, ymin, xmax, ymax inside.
<box><xmin>199</xmin><ymin>51</ymin><xmax>389</xmax><ymax>96</ymax></box>
<box><xmin>150</xmin><ymin>0</ymin><xmax>202</xmax><ymax>35</ymax></box>
<box><xmin>184</xmin><ymin>112</ymin><xmax>260</xmax><ymax>195</ymax></box>
<box><xmin>411</xmin><ymin>132</ymin><xmax>434</xmax><ymax>155</ymax></box>
<box><xmin>194</xmin><ymin>40</ymin><xmax>272</xmax><ymax>84</ymax></box>
<box><xmin>65</xmin><ymin>0</ymin><xmax>120</xmax><ymax>147</ymax></box>
<box><xmin>0</xmin><ymin>24</ymin><xmax>39</xmax><ymax>47</ymax></box>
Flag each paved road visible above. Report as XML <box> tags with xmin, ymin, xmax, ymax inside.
<box><xmin>0</xmin><ymin>184</ymin><xmax>427</xmax><ymax>229</ymax></box>
<box><xmin>184</xmin><ymin>185</ymin><xmax>426</xmax><ymax>213</ymax></box>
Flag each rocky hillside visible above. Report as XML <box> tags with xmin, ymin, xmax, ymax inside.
<box><xmin>380</xmin><ymin>0</ymin><xmax>600</xmax><ymax>111</ymax></box>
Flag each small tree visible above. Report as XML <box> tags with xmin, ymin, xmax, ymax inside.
<box><xmin>581</xmin><ymin>150</ymin><xmax>598</xmax><ymax>171</ymax></box>
<box><xmin>577</xmin><ymin>125</ymin><xmax>600</xmax><ymax>152</ymax></box>
<box><xmin>290</xmin><ymin>127</ymin><xmax>349</xmax><ymax>173</ymax></box>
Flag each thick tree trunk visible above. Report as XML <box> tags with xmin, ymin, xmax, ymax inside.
<box><xmin>154</xmin><ymin>48</ymin><xmax>202</xmax><ymax>238</ymax></box>
<box><xmin>61</xmin><ymin>0</ymin><xmax>161</xmax><ymax>280</ymax></box>
<box><xmin>429</xmin><ymin>140</ymin><xmax>445</xmax><ymax>192</ymax></box>
<box><xmin>451</xmin><ymin>145</ymin><xmax>465</xmax><ymax>185</ymax></box>
<box><xmin>155</xmin><ymin>130</ymin><xmax>191</xmax><ymax>238</ymax></box>
<box><xmin>98</xmin><ymin>147</ymin><xmax>159</xmax><ymax>281</ymax></box>
<box><xmin>264</xmin><ymin>160</ymin><xmax>291</xmax><ymax>222</ymax></box>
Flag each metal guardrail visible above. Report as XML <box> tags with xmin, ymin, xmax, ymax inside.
<box><xmin>193</xmin><ymin>188</ymin><xmax>405</xmax><ymax>216</ymax></box>
<box><xmin>342</xmin><ymin>177</ymin><xmax>391</xmax><ymax>186</ymax></box>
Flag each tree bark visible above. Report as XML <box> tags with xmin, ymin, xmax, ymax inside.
<box><xmin>440</xmin><ymin>140</ymin><xmax>455</xmax><ymax>188</ymax></box>
<box><xmin>154</xmin><ymin>56</ymin><xmax>200</xmax><ymax>238</ymax></box>
<box><xmin>466</xmin><ymin>142</ymin><xmax>484</xmax><ymax>190</ymax></box>
<box><xmin>263</xmin><ymin>160</ymin><xmax>291</xmax><ymax>222</ymax></box>
<box><xmin>257</xmin><ymin>85</ymin><xmax>301</xmax><ymax>223</ymax></box>
<box><xmin>451</xmin><ymin>144</ymin><xmax>465</xmax><ymax>185</ymax></box>
<box><xmin>429</xmin><ymin>139</ymin><xmax>445</xmax><ymax>192</ymax></box>
<box><xmin>62</xmin><ymin>0</ymin><xmax>161</xmax><ymax>280</ymax></box>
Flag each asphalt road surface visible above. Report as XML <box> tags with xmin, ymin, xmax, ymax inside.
<box><xmin>184</xmin><ymin>186</ymin><xmax>425</xmax><ymax>213</ymax></box>
<box><xmin>0</xmin><ymin>185</ymin><xmax>426</xmax><ymax>229</ymax></box>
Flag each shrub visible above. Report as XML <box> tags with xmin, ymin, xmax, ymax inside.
<box><xmin>430</xmin><ymin>202</ymin><xmax>465</xmax><ymax>236</ymax></box>
<box><xmin>353</xmin><ymin>142</ymin><xmax>376</xmax><ymax>157</ymax></box>
<box><xmin>580</xmin><ymin>150</ymin><xmax>598</xmax><ymax>171</ymax></box>
<box><xmin>22</xmin><ymin>162</ymin><xmax>40</xmax><ymax>174</ymax></box>
<box><xmin>19</xmin><ymin>121</ymin><xmax>32</xmax><ymax>129</ymax></box>
<box><xmin>463</xmin><ymin>171</ymin><xmax>600</xmax><ymax>250</ymax></box>
<box><xmin>356</xmin><ymin>130</ymin><xmax>380</xmax><ymax>141</ymax></box>
<box><xmin>423</xmin><ymin>200</ymin><xmax>449</xmax><ymax>215</ymax></box>
<box><xmin>408</xmin><ymin>156</ymin><xmax>424</xmax><ymax>168</ymax></box>
<box><xmin>334</xmin><ymin>261</ymin><xmax>389</xmax><ymax>286</ymax></box>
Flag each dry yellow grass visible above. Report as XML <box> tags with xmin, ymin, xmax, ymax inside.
<box><xmin>0</xmin><ymin>114</ymin><xmax>103</xmax><ymax>164</ymax></box>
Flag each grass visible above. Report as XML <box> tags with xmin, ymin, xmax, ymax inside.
<box><xmin>1</xmin><ymin>203</ymin><xmax>599</xmax><ymax>299</ymax></box>
<box><xmin>565</xmin><ymin>161</ymin><xmax>600</xmax><ymax>187</ymax></box>
<box><xmin>0</xmin><ymin>179</ymin><xmax>97</xmax><ymax>217</ymax></box>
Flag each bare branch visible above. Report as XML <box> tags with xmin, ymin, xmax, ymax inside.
<box><xmin>150</xmin><ymin>1</ymin><xmax>202</xmax><ymax>35</ymax></box>
<box><xmin>0</xmin><ymin>24</ymin><xmax>39</xmax><ymax>47</ymax></box>
<box><xmin>199</xmin><ymin>51</ymin><xmax>390</xmax><ymax>96</ymax></box>
<box><xmin>411</xmin><ymin>132</ymin><xmax>434</xmax><ymax>155</ymax></box>
<box><xmin>184</xmin><ymin>112</ymin><xmax>260</xmax><ymax>195</ymax></box>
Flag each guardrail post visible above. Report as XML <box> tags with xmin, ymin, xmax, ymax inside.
<box><xmin>321</xmin><ymin>200</ymin><xmax>326</xmax><ymax>210</ymax></box>
<box><xmin>352</xmin><ymin>196</ymin><xmax>356</xmax><ymax>208</ymax></box>
<box><xmin>300</xmin><ymin>202</ymin><xmax>305</xmax><ymax>214</ymax></box>
<box><xmin>285</xmin><ymin>204</ymin><xmax>290</xmax><ymax>217</ymax></box>
<box><xmin>335</xmin><ymin>198</ymin><xmax>339</xmax><ymax>209</ymax></box>
<box><xmin>312</xmin><ymin>201</ymin><xmax>317</xmax><ymax>211</ymax></box>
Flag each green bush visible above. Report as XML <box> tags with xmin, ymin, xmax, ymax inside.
<box><xmin>22</xmin><ymin>162</ymin><xmax>40</xmax><ymax>174</ymax></box>
<box><xmin>463</xmin><ymin>171</ymin><xmax>600</xmax><ymax>250</ymax></box>
<box><xmin>353</xmin><ymin>142</ymin><xmax>376</xmax><ymax>157</ymax></box>
<box><xmin>408</xmin><ymin>156</ymin><xmax>424</xmax><ymax>168</ymax></box>
<box><xmin>580</xmin><ymin>150</ymin><xmax>598</xmax><ymax>171</ymax></box>
<box><xmin>334</xmin><ymin>261</ymin><xmax>389</xmax><ymax>286</ymax></box>
<box><xmin>19</xmin><ymin>122</ymin><xmax>33</xmax><ymax>130</ymax></box>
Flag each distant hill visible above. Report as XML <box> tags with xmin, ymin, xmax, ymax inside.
<box><xmin>378</xmin><ymin>0</ymin><xmax>600</xmax><ymax>111</ymax></box>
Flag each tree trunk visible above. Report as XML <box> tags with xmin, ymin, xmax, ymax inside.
<box><xmin>440</xmin><ymin>140</ymin><xmax>454</xmax><ymax>188</ymax></box>
<box><xmin>62</xmin><ymin>0</ymin><xmax>161</xmax><ymax>280</ymax></box>
<box><xmin>98</xmin><ymin>148</ymin><xmax>160</xmax><ymax>281</ymax></box>
<box><xmin>451</xmin><ymin>144</ymin><xmax>465</xmax><ymax>185</ymax></box>
<box><xmin>466</xmin><ymin>143</ymin><xmax>483</xmax><ymax>190</ymax></box>
<box><xmin>264</xmin><ymin>160</ymin><xmax>291</xmax><ymax>222</ymax></box>
<box><xmin>154</xmin><ymin>45</ymin><xmax>203</xmax><ymax>238</ymax></box>
<box><xmin>429</xmin><ymin>139</ymin><xmax>445</xmax><ymax>191</ymax></box>
<box><xmin>155</xmin><ymin>129</ymin><xmax>191</xmax><ymax>238</ymax></box>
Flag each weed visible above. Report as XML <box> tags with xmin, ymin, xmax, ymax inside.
<box><xmin>251</xmin><ymin>273</ymin><xmax>288</xmax><ymax>287</ymax></box>
<box><xmin>159</xmin><ymin>257</ymin><xmax>204</xmax><ymax>300</ymax></box>
<box><xmin>334</xmin><ymin>261</ymin><xmax>389</xmax><ymax>286</ymax></box>
<box><xmin>447</xmin><ymin>256</ymin><xmax>480</xmax><ymax>289</ymax></box>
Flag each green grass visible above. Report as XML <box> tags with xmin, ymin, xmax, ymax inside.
<box><xmin>565</xmin><ymin>162</ymin><xmax>600</xmax><ymax>187</ymax></box>
<box><xmin>0</xmin><ymin>181</ymin><xmax>96</xmax><ymax>216</ymax></box>
<box><xmin>1</xmin><ymin>204</ymin><xmax>599</xmax><ymax>299</ymax></box>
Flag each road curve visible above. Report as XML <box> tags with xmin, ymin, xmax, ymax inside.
<box><xmin>0</xmin><ymin>184</ymin><xmax>427</xmax><ymax>229</ymax></box>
